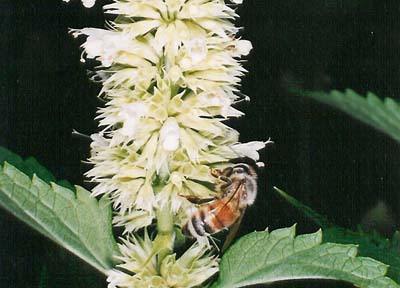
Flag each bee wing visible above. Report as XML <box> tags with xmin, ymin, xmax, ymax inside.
<box><xmin>214</xmin><ymin>181</ymin><xmax>247</xmax><ymax>252</ymax></box>
<box><xmin>221</xmin><ymin>207</ymin><xmax>246</xmax><ymax>253</ymax></box>
<box><xmin>214</xmin><ymin>180</ymin><xmax>245</xmax><ymax>213</ymax></box>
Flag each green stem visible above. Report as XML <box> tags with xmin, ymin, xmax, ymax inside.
<box><xmin>155</xmin><ymin>204</ymin><xmax>175</xmax><ymax>269</ymax></box>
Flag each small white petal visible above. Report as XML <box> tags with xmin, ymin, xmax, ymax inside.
<box><xmin>90</xmin><ymin>133</ymin><xmax>108</xmax><ymax>147</ymax></box>
<box><xmin>231</xmin><ymin>141</ymin><xmax>268</xmax><ymax>161</ymax></box>
<box><xmin>184</xmin><ymin>38</ymin><xmax>207</xmax><ymax>65</ymax></box>
<box><xmin>160</xmin><ymin>118</ymin><xmax>180</xmax><ymax>152</ymax></box>
<box><xmin>163</xmin><ymin>135</ymin><xmax>180</xmax><ymax>151</ymax></box>
<box><xmin>84</xmin><ymin>39</ymin><xmax>104</xmax><ymax>59</ymax></box>
<box><xmin>82</xmin><ymin>0</ymin><xmax>96</xmax><ymax>8</ymax></box>
<box><xmin>169</xmin><ymin>172</ymin><xmax>184</xmax><ymax>189</ymax></box>
<box><xmin>256</xmin><ymin>162</ymin><xmax>265</xmax><ymax>168</ymax></box>
<box><xmin>118</xmin><ymin>102</ymin><xmax>148</xmax><ymax>137</ymax></box>
<box><xmin>120</xmin><ymin>118</ymin><xmax>139</xmax><ymax>137</ymax></box>
<box><xmin>168</xmin><ymin>65</ymin><xmax>183</xmax><ymax>83</ymax></box>
<box><xmin>234</xmin><ymin>40</ymin><xmax>253</xmax><ymax>57</ymax></box>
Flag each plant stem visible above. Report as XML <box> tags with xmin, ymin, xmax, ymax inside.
<box><xmin>155</xmin><ymin>204</ymin><xmax>175</xmax><ymax>269</ymax></box>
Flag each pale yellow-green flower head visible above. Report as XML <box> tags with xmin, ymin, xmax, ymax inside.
<box><xmin>107</xmin><ymin>231</ymin><xmax>218</xmax><ymax>288</ymax></box>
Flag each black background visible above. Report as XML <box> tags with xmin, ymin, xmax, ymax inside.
<box><xmin>1</xmin><ymin>0</ymin><xmax>400</xmax><ymax>287</ymax></box>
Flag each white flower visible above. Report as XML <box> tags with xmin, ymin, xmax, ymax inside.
<box><xmin>232</xmin><ymin>39</ymin><xmax>253</xmax><ymax>57</ymax></box>
<box><xmin>63</xmin><ymin>0</ymin><xmax>96</xmax><ymax>9</ymax></box>
<box><xmin>183</xmin><ymin>38</ymin><xmax>208</xmax><ymax>65</ymax></box>
<box><xmin>160</xmin><ymin>243</ymin><xmax>218</xmax><ymax>287</ymax></box>
<box><xmin>118</xmin><ymin>102</ymin><xmax>148</xmax><ymax>137</ymax></box>
<box><xmin>82</xmin><ymin>0</ymin><xmax>95</xmax><ymax>8</ymax></box>
<box><xmin>231</xmin><ymin>140</ymin><xmax>273</xmax><ymax>161</ymax></box>
<box><xmin>159</xmin><ymin>118</ymin><xmax>180</xmax><ymax>152</ymax></box>
<box><xmin>70</xmin><ymin>29</ymin><xmax>132</xmax><ymax>67</ymax></box>
<box><xmin>108</xmin><ymin>232</ymin><xmax>218</xmax><ymax>288</ymax></box>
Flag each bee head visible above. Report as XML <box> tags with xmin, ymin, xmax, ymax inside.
<box><xmin>232</xmin><ymin>163</ymin><xmax>257</xmax><ymax>178</ymax></box>
<box><xmin>232</xmin><ymin>164</ymin><xmax>250</xmax><ymax>174</ymax></box>
<box><xmin>231</xmin><ymin>157</ymin><xmax>259</xmax><ymax>178</ymax></box>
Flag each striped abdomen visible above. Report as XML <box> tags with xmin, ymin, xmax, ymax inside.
<box><xmin>183</xmin><ymin>198</ymin><xmax>242</xmax><ymax>238</ymax></box>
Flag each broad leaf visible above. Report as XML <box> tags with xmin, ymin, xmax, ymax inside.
<box><xmin>0</xmin><ymin>161</ymin><xmax>119</xmax><ymax>275</ymax></box>
<box><xmin>301</xmin><ymin>89</ymin><xmax>400</xmax><ymax>143</ymax></box>
<box><xmin>211</xmin><ymin>226</ymin><xmax>400</xmax><ymax>288</ymax></box>
<box><xmin>275</xmin><ymin>187</ymin><xmax>400</xmax><ymax>283</ymax></box>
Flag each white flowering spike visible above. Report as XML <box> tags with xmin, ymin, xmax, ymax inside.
<box><xmin>72</xmin><ymin>0</ymin><xmax>266</xmax><ymax>286</ymax></box>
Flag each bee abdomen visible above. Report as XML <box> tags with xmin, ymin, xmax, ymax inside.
<box><xmin>183</xmin><ymin>208</ymin><xmax>215</xmax><ymax>238</ymax></box>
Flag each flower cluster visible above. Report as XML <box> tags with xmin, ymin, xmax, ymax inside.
<box><xmin>107</xmin><ymin>231</ymin><xmax>218</xmax><ymax>288</ymax></box>
<box><xmin>70</xmin><ymin>0</ymin><xmax>266</xmax><ymax>287</ymax></box>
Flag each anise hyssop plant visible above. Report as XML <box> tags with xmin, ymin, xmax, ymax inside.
<box><xmin>70</xmin><ymin>0</ymin><xmax>266</xmax><ymax>287</ymax></box>
<box><xmin>1</xmin><ymin>1</ymin><xmax>398</xmax><ymax>288</ymax></box>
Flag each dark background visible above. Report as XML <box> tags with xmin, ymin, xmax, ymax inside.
<box><xmin>1</xmin><ymin>0</ymin><xmax>400</xmax><ymax>287</ymax></box>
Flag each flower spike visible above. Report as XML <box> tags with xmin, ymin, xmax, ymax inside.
<box><xmin>71</xmin><ymin>0</ymin><xmax>266</xmax><ymax>286</ymax></box>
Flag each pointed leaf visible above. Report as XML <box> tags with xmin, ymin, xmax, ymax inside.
<box><xmin>0</xmin><ymin>147</ymin><xmax>73</xmax><ymax>189</ymax></box>
<box><xmin>274</xmin><ymin>187</ymin><xmax>331</xmax><ymax>228</ymax></box>
<box><xmin>275</xmin><ymin>187</ymin><xmax>400</xmax><ymax>283</ymax></box>
<box><xmin>323</xmin><ymin>227</ymin><xmax>400</xmax><ymax>285</ymax></box>
<box><xmin>212</xmin><ymin>226</ymin><xmax>400</xmax><ymax>288</ymax></box>
<box><xmin>0</xmin><ymin>162</ymin><xmax>119</xmax><ymax>275</ymax></box>
<box><xmin>301</xmin><ymin>89</ymin><xmax>400</xmax><ymax>143</ymax></box>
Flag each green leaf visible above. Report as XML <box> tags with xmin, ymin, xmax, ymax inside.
<box><xmin>301</xmin><ymin>89</ymin><xmax>400</xmax><ymax>143</ymax></box>
<box><xmin>0</xmin><ymin>161</ymin><xmax>119</xmax><ymax>275</ymax></box>
<box><xmin>211</xmin><ymin>226</ymin><xmax>400</xmax><ymax>288</ymax></box>
<box><xmin>0</xmin><ymin>147</ymin><xmax>73</xmax><ymax>189</ymax></box>
<box><xmin>274</xmin><ymin>187</ymin><xmax>331</xmax><ymax>228</ymax></box>
<box><xmin>274</xmin><ymin>187</ymin><xmax>400</xmax><ymax>283</ymax></box>
<box><xmin>323</xmin><ymin>227</ymin><xmax>400</xmax><ymax>284</ymax></box>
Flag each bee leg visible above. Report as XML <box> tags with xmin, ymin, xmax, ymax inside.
<box><xmin>179</xmin><ymin>194</ymin><xmax>215</xmax><ymax>204</ymax></box>
<box><xmin>218</xmin><ymin>175</ymin><xmax>232</xmax><ymax>187</ymax></box>
<box><xmin>221</xmin><ymin>166</ymin><xmax>234</xmax><ymax>177</ymax></box>
<box><xmin>211</xmin><ymin>166</ymin><xmax>233</xmax><ymax>179</ymax></box>
<box><xmin>211</xmin><ymin>168</ymin><xmax>224</xmax><ymax>178</ymax></box>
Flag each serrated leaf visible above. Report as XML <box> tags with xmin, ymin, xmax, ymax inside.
<box><xmin>301</xmin><ymin>89</ymin><xmax>400</xmax><ymax>143</ymax></box>
<box><xmin>0</xmin><ymin>161</ymin><xmax>119</xmax><ymax>275</ymax></box>
<box><xmin>323</xmin><ymin>227</ymin><xmax>400</xmax><ymax>285</ymax></box>
<box><xmin>0</xmin><ymin>147</ymin><xmax>73</xmax><ymax>189</ymax></box>
<box><xmin>211</xmin><ymin>226</ymin><xmax>400</xmax><ymax>288</ymax></box>
<box><xmin>275</xmin><ymin>187</ymin><xmax>400</xmax><ymax>283</ymax></box>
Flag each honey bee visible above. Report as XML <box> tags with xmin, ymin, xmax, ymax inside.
<box><xmin>182</xmin><ymin>162</ymin><xmax>258</xmax><ymax>241</ymax></box>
